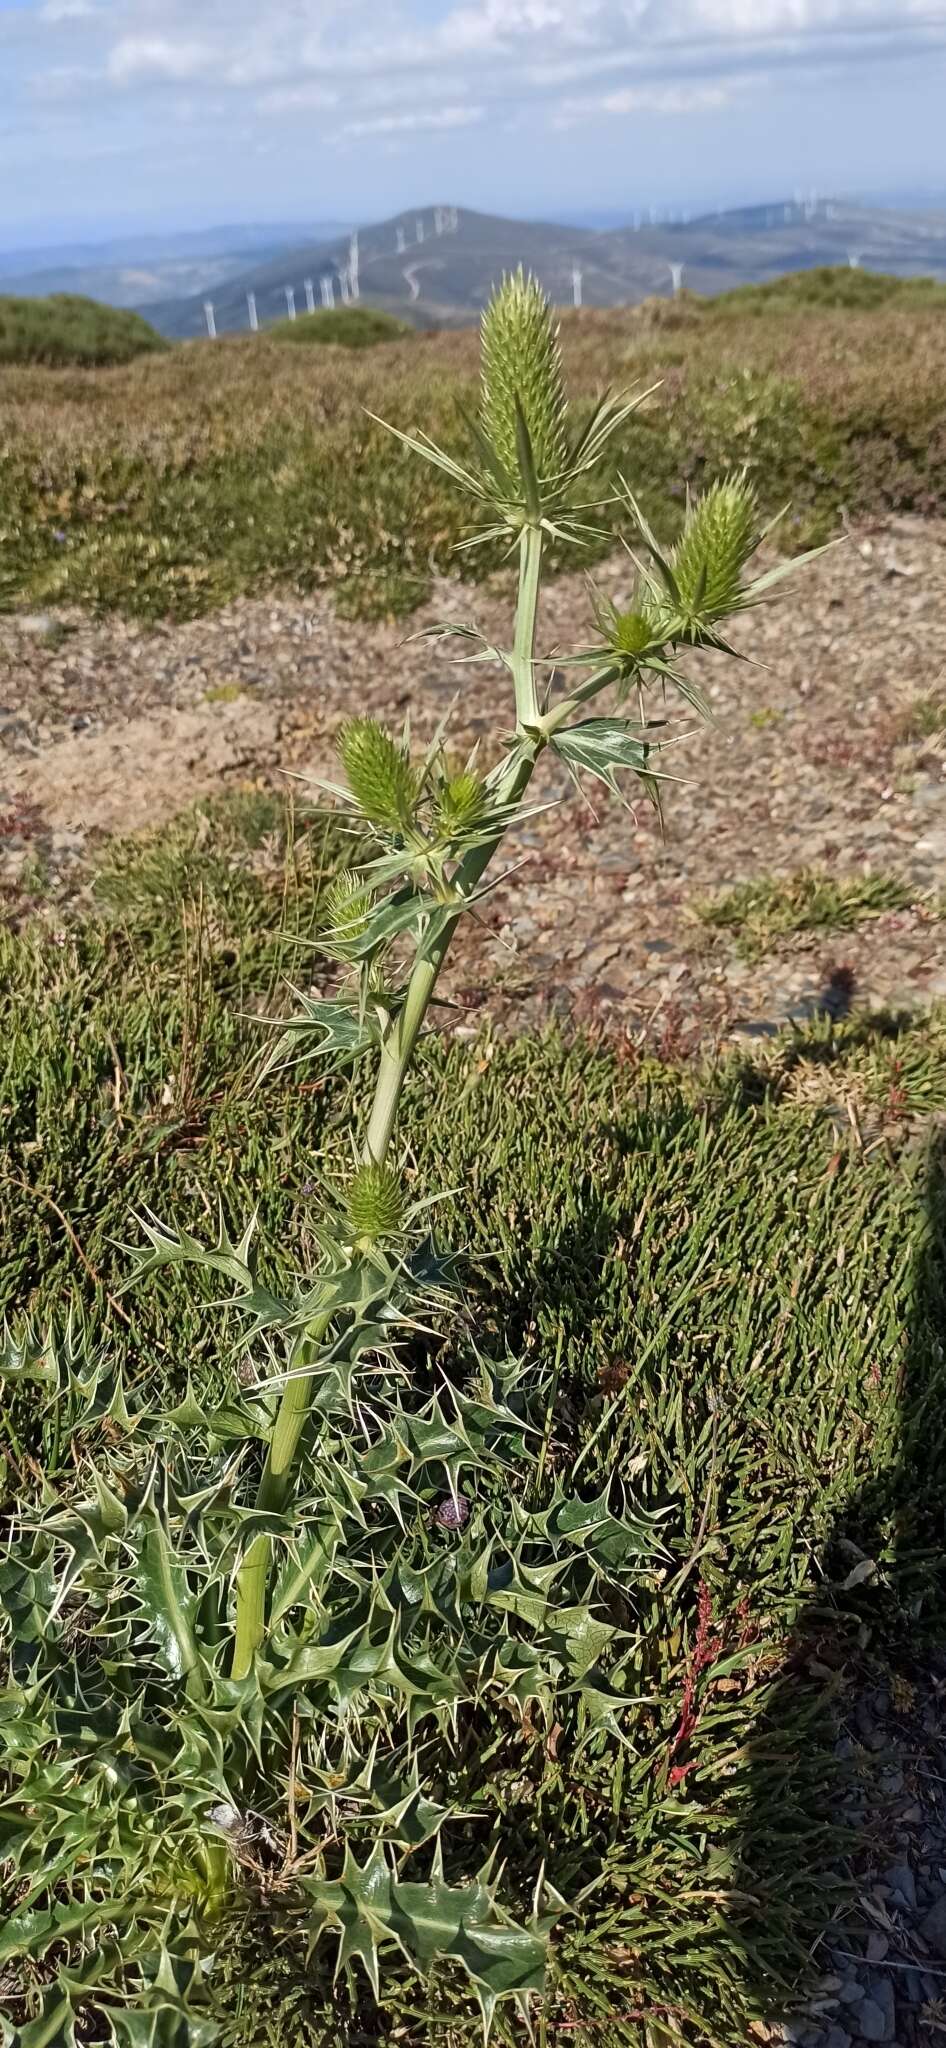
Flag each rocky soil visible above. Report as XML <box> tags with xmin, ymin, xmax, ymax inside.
<box><xmin>3</xmin><ymin>512</ymin><xmax>946</xmax><ymax>1048</ymax></box>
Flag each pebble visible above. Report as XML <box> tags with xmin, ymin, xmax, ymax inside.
<box><xmin>884</xmin><ymin>1863</ymin><xmax>917</xmax><ymax>1910</ymax></box>
<box><xmin>866</xmin><ymin>1932</ymin><xmax>889</xmax><ymax>1964</ymax></box>
<box><xmin>920</xmin><ymin>1894</ymin><xmax>946</xmax><ymax>1958</ymax></box>
<box><xmin>822</xmin><ymin>2030</ymin><xmax>852</xmax><ymax>2048</ymax></box>
<box><xmin>854</xmin><ymin>1995</ymin><xmax>891</xmax><ymax>2042</ymax></box>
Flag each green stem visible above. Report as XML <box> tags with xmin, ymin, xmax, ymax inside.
<box><xmin>364</xmin><ymin>525</ymin><xmax>546</xmax><ymax>1167</ymax></box>
<box><xmin>511</xmin><ymin>523</ymin><xmax>543</xmax><ymax>732</ymax></box>
<box><xmin>231</xmin><ymin>1315</ymin><xmax>331</xmax><ymax>1679</ymax></box>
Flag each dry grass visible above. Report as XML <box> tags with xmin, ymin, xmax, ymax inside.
<box><xmin>2</xmin><ymin>299</ymin><xmax>945</xmax><ymax>620</ymax></box>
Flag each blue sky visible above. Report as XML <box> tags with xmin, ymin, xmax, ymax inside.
<box><xmin>3</xmin><ymin>0</ymin><xmax>946</xmax><ymax>247</ymax></box>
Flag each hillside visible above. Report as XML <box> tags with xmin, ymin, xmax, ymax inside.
<box><xmin>0</xmin><ymin>221</ymin><xmax>353</xmax><ymax>311</ymax></box>
<box><xmin>144</xmin><ymin>196</ymin><xmax>946</xmax><ymax>338</ymax></box>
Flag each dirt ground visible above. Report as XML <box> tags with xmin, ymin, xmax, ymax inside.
<box><xmin>3</xmin><ymin>513</ymin><xmax>946</xmax><ymax>1046</ymax></box>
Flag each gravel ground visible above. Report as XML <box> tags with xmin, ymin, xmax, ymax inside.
<box><xmin>3</xmin><ymin>512</ymin><xmax>946</xmax><ymax>1047</ymax></box>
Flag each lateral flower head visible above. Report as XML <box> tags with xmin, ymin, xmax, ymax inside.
<box><xmin>322</xmin><ymin>870</ymin><xmax>374</xmax><ymax>955</ymax></box>
<box><xmin>480</xmin><ymin>268</ymin><xmax>569</xmax><ymax>494</ymax></box>
<box><xmin>671</xmin><ymin>474</ymin><xmax>759</xmax><ymax>624</ymax></box>
<box><xmin>436</xmin><ymin>768</ymin><xmax>485</xmax><ymax>836</ymax></box>
<box><xmin>346</xmin><ymin>1161</ymin><xmax>405</xmax><ymax>1244</ymax></box>
<box><xmin>590</xmin><ymin>584</ymin><xmax>661</xmax><ymax>668</ymax></box>
<box><xmin>338</xmin><ymin>717</ymin><xmax>418</xmax><ymax>831</ymax></box>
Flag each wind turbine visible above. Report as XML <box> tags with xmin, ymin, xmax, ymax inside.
<box><xmin>415</xmin><ymin>216</ymin><xmax>425</xmax><ymax>244</ymax></box>
<box><xmin>571</xmin><ymin>265</ymin><xmax>583</xmax><ymax>309</ymax></box>
<box><xmin>304</xmin><ymin>278</ymin><xmax>315</xmax><ymax>314</ymax></box>
<box><xmin>284</xmin><ymin>285</ymin><xmax>296</xmax><ymax>320</ymax></box>
<box><xmin>321</xmin><ymin>275</ymin><xmax>335</xmax><ymax>309</ymax></box>
<box><xmin>668</xmin><ymin>261</ymin><xmax>684</xmax><ymax>296</ymax></box>
<box><xmin>847</xmin><ymin>249</ymin><xmax>862</xmax><ymax>268</ymax></box>
<box><xmin>348</xmin><ymin>232</ymin><xmax>360</xmax><ymax>301</ymax></box>
<box><xmin>203</xmin><ymin>301</ymin><xmax>216</xmax><ymax>339</ymax></box>
<box><xmin>246</xmin><ymin>292</ymin><xmax>258</xmax><ymax>333</ymax></box>
<box><xmin>338</xmin><ymin>267</ymin><xmax>351</xmax><ymax>304</ymax></box>
<box><xmin>396</xmin><ymin>225</ymin><xmax>407</xmax><ymax>253</ymax></box>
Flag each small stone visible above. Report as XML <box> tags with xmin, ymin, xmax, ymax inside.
<box><xmin>854</xmin><ymin>1996</ymin><xmax>891</xmax><ymax>2043</ymax></box>
<box><xmin>867</xmin><ymin>1979</ymin><xmax>895</xmax><ymax>2039</ymax></box>
<box><xmin>885</xmin><ymin>1863</ymin><xmax>917</xmax><ymax>1910</ymax></box>
<box><xmin>866</xmin><ymin>1932</ymin><xmax>889</xmax><ymax>1964</ymax></box>
<box><xmin>16</xmin><ymin>612</ymin><xmax>55</xmax><ymax>636</ymax></box>
<box><xmin>904</xmin><ymin>1968</ymin><xmax>925</xmax><ymax>2003</ymax></box>
<box><xmin>920</xmin><ymin>1894</ymin><xmax>946</xmax><ymax>1958</ymax></box>
<box><xmin>822</xmin><ymin>2030</ymin><xmax>852</xmax><ymax>2048</ymax></box>
<box><xmin>838</xmin><ymin>1979</ymin><xmax>866</xmax><ymax>2006</ymax></box>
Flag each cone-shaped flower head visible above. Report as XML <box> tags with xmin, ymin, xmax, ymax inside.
<box><xmin>436</xmin><ymin>769</ymin><xmax>485</xmax><ymax>836</ymax></box>
<box><xmin>479</xmin><ymin>269</ymin><xmax>569</xmax><ymax>490</ymax></box>
<box><xmin>671</xmin><ymin>475</ymin><xmax>759</xmax><ymax>622</ymax></box>
<box><xmin>338</xmin><ymin>717</ymin><xmax>418</xmax><ymax>831</ymax></box>
<box><xmin>346</xmin><ymin>1161</ymin><xmax>405</xmax><ymax>1243</ymax></box>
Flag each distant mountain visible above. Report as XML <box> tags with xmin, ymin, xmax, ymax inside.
<box><xmin>141</xmin><ymin>198</ymin><xmax>946</xmax><ymax>340</ymax></box>
<box><xmin>0</xmin><ymin>221</ymin><xmax>353</xmax><ymax>311</ymax></box>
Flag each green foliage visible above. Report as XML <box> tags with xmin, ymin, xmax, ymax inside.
<box><xmin>3</xmin><ymin>815</ymin><xmax>946</xmax><ymax>2039</ymax></box>
<box><xmin>712</xmin><ymin>264</ymin><xmax>946</xmax><ymax>315</ymax></box>
<box><xmin>697</xmin><ymin>867</ymin><xmax>916</xmax><ymax>959</ymax></box>
<box><xmin>269</xmin><ymin>304</ymin><xmax>413</xmax><ymax>348</ymax></box>
<box><xmin>0</xmin><ymin>292</ymin><xmax>168</xmax><ymax>367</ymax></box>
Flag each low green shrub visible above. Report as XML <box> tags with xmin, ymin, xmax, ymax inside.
<box><xmin>269</xmin><ymin>304</ymin><xmax>413</xmax><ymax>347</ymax></box>
<box><xmin>0</xmin><ymin>292</ymin><xmax>168</xmax><ymax>367</ymax></box>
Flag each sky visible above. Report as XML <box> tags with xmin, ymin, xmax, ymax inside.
<box><xmin>3</xmin><ymin>0</ymin><xmax>946</xmax><ymax>247</ymax></box>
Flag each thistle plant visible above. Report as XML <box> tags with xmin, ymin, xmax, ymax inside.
<box><xmin>0</xmin><ymin>273</ymin><xmax>818</xmax><ymax>2046</ymax></box>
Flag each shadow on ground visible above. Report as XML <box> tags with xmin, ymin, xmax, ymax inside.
<box><xmin>732</xmin><ymin>1113</ymin><xmax>946</xmax><ymax>2046</ymax></box>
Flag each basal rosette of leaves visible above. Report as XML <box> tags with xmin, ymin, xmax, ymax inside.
<box><xmin>1</xmin><ymin>272</ymin><xmax>819</xmax><ymax>2045</ymax></box>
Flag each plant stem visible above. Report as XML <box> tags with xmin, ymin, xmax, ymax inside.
<box><xmin>231</xmin><ymin>1316</ymin><xmax>331</xmax><ymax>1679</ymax></box>
<box><xmin>365</xmin><ymin>524</ymin><xmax>546</xmax><ymax>1166</ymax></box>
<box><xmin>511</xmin><ymin>522</ymin><xmax>543</xmax><ymax>731</ymax></box>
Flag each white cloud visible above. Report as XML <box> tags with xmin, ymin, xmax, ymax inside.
<box><xmin>40</xmin><ymin>0</ymin><xmax>98</xmax><ymax>20</ymax></box>
<box><xmin>342</xmin><ymin>105</ymin><xmax>485</xmax><ymax>137</ymax></box>
<box><xmin>107</xmin><ymin>36</ymin><xmax>214</xmax><ymax>85</ymax></box>
<box><xmin>553</xmin><ymin>79</ymin><xmax>739</xmax><ymax>125</ymax></box>
<box><xmin>260</xmin><ymin>82</ymin><xmax>340</xmax><ymax>114</ymax></box>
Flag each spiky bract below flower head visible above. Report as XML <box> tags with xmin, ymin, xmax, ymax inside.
<box><xmin>671</xmin><ymin>475</ymin><xmax>759</xmax><ymax>621</ymax></box>
<box><xmin>479</xmin><ymin>269</ymin><xmax>569</xmax><ymax>488</ymax></box>
<box><xmin>346</xmin><ymin>1161</ymin><xmax>405</xmax><ymax>1243</ymax></box>
<box><xmin>338</xmin><ymin>717</ymin><xmax>418</xmax><ymax>831</ymax></box>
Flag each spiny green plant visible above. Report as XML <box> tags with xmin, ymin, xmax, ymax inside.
<box><xmin>1</xmin><ymin>273</ymin><xmax>819</xmax><ymax>2046</ymax></box>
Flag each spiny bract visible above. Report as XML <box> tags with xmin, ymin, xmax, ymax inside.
<box><xmin>338</xmin><ymin>717</ymin><xmax>418</xmax><ymax>831</ymax></box>
<box><xmin>346</xmin><ymin>1160</ymin><xmax>406</xmax><ymax>1241</ymax></box>
<box><xmin>479</xmin><ymin>268</ymin><xmax>569</xmax><ymax>486</ymax></box>
<box><xmin>671</xmin><ymin>474</ymin><xmax>759</xmax><ymax>620</ymax></box>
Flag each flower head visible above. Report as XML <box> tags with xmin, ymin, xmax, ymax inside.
<box><xmin>338</xmin><ymin>717</ymin><xmax>418</xmax><ymax>831</ymax></box>
<box><xmin>346</xmin><ymin>1161</ymin><xmax>405</xmax><ymax>1244</ymax></box>
<box><xmin>479</xmin><ymin>269</ymin><xmax>569</xmax><ymax>492</ymax></box>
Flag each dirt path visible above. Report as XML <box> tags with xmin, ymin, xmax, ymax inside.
<box><xmin>3</xmin><ymin>514</ymin><xmax>946</xmax><ymax>1044</ymax></box>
